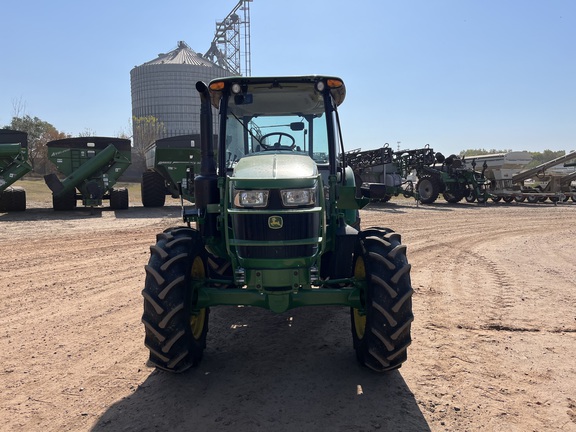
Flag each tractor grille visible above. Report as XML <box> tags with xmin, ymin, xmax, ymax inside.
<box><xmin>232</xmin><ymin>213</ymin><xmax>320</xmax><ymax>259</ymax></box>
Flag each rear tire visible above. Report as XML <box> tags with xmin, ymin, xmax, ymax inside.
<box><xmin>351</xmin><ymin>228</ymin><xmax>414</xmax><ymax>372</ymax></box>
<box><xmin>142</xmin><ymin>227</ymin><xmax>209</xmax><ymax>372</ymax></box>
<box><xmin>53</xmin><ymin>190</ymin><xmax>77</xmax><ymax>211</ymax></box>
<box><xmin>417</xmin><ymin>175</ymin><xmax>441</xmax><ymax>204</ymax></box>
<box><xmin>141</xmin><ymin>171</ymin><xmax>166</xmax><ymax>207</ymax></box>
<box><xmin>0</xmin><ymin>187</ymin><xmax>26</xmax><ymax>211</ymax></box>
<box><xmin>110</xmin><ymin>187</ymin><xmax>129</xmax><ymax>210</ymax></box>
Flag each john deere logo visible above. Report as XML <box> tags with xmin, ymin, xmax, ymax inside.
<box><xmin>268</xmin><ymin>216</ymin><xmax>283</xmax><ymax>229</ymax></box>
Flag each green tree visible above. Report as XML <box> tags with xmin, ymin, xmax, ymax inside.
<box><xmin>525</xmin><ymin>150</ymin><xmax>566</xmax><ymax>169</ymax></box>
<box><xmin>459</xmin><ymin>148</ymin><xmax>568</xmax><ymax>170</ymax></box>
<box><xmin>4</xmin><ymin>115</ymin><xmax>68</xmax><ymax>174</ymax></box>
<box><xmin>459</xmin><ymin>148</ymin><xmax>512</xmax><ymax>157</ymax></box>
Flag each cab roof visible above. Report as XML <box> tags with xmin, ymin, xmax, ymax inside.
<box><xmin>207</xmin><ymin>75</ymin><xmax>346</xmax><ymax>110</ymax></box>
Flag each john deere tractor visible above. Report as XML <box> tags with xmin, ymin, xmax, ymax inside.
<box><xmin>142</xmin><ymin>76</ymin><xmax>414</xmax><ymax>373</ymax></box>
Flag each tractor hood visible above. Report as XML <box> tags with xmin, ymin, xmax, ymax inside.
<box><xmin>231</xmin><ymin>153</ymin><xmax>319</xmax><ymax>189</ymax></box>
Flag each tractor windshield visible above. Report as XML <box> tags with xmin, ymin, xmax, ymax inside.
<box><xmin>223</xmin><ymin>82</ymin><xmax>330</xmax><ymax>167</ymax></box>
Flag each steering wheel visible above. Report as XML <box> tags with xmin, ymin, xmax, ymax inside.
<box><xmin>259</xmin><ymin>132</ymin><xmax>296</xmax><ymax>150</ymax></box>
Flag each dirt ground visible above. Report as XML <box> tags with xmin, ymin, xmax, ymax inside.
<box><xmin>1</xmin><ymin>189</ymin><xmax>575</xmax><ymax>432</ymax></box>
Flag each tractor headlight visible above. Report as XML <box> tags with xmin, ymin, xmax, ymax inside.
<box><xmin>234</xmin><ymin>190</ymin><xmax>269</xmax><ymax>207</ymax></box>
<box><xmin>281</xmin><ymin>189</ymin><xmax>316</xmax><ymax>207</ymax></box>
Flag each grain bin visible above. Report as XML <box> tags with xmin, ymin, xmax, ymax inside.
<box><xmin>130</xmin><ymin>41</ymin><xmax>232</xmax><ymax>139</ymax></box>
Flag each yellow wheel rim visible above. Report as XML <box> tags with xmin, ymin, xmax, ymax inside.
<box><xmin>190</xmin><ymin>309</ymin><xmax>206</xmax><ymax>339</ymax></box>
<box><xmin>190</xmin><ymin>256</ymin><xmax>206</xmax><ymax>340</ymax></box>
<box><xmin>353</xmin><ymin>256</ymin><xmax>366</xmax><ymax>339</ymax></box>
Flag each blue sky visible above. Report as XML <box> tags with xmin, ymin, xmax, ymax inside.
<box><xmin>1</xmin><ymin>0</ymin><xmax>574</xmax><ymax>155</ymax></box>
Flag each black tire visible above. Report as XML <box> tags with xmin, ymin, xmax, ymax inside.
<box><xmin>465</xmin><ymin>190</ymin><xmax>476</xmax><ymax>203</ymax></box>
<box><xmin>141</xmin><ymin>171</ymin><xmax>166</xmax><ymax>207</ymax></box>
<box><xmin>515</xmin><ymin>196</ymin><xmax>526</xmax><ymax>203</ymax></box>
<box><xmin>491</xmin><ymin>196</ymin><xmax>502</xmax><ymax>203</ymax></box>
<box><xmin>417</xmin><ymin>175</ymin><xmax>441</xmax><ymax>204</ymax></box>
<box><xmin>0</xmin><ymin>187</ymin><xmax>26</xmax><ymax>211</ymax></box>
<box><xmin>351</xmin><ymin>228</ymin><xmax>414</xmax><ymax>372</ymax></box>
<box><xmin>442</xmin><ymin>190</ymin><xmax>464</xmax><ymax>203</ymax></box>
<box><xmin>527</xmin><ymin>195</ymin><xmax>539</xmax><ymax>203</ymax></box>
<box><xmin>503</xmin><ymin>196</ymin><xmax>514</xmax><ymax>203</ymax></box>
<box><xmin>110</xmin><ymin>187</ymin><xmax>129</xmax><ymax>210</ymax></box>
<box><xmin>142</xmin><ymin>227</ymin><xmax>209</xmax><ymax>372</ymax></box>
<box><xmin>53</xmin><ymin>190</ymin><xmax>77</xmax><ymax>211</ymax></box>
<box><xmin>476</xmin><ymin>193</ymin><xmax>487</xmax><ymax>204</ymax></box>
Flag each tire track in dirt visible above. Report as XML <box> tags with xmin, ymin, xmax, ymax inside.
<box><xmin>1</xmin><ymin>201</ymin><xmax>575</xmax><ymax>431</ymax></box>
<box><xmin>361</xmin><ymin>203</ymin><xmax>576</xmax><ymax>430</ymax></box>
<box><xmin>1</xmin><ymin>213</ymin><xmax>178</xmax><ymax>431</ymax></box>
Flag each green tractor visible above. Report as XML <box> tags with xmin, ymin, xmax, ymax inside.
<box><xmin>142</xmin><ymin>76</ymin><xmax>414</xmax><ymax>373</ymax></box>
<box><xmin>416</xmin><ymin>152</ymin><xmax>489</xmax><ymax>204</ymax></box>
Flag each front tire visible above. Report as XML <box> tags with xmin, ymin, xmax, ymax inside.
<box><xmin>351</xmin><ymin>228</ymin><xmax>414</xmax><ymax>372</ymax></box>
<box><xmin>465</xmin><ymin>189</ymin><xmax>477</xmax><ymax>203</ymax></box>
<box><xmin>443</xmin><ymin>190</ymin><xmax>464</xmax><ymax>203</ymax></box>
<box><xmin>142</xmin><ymin>227</ymin><xmax>209</xmax><ymax>372</ymax></box>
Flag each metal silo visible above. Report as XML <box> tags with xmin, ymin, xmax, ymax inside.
<box><xmin>130</xmin><ymin>41</ymin><xmax>232</xmax><ymax>139</ymax></box>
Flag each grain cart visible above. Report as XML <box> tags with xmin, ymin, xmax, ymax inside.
<box><xmin>142</xmin><ymin>76</ymin><xmax>414</xmax><ymax>373</ymax></box>
<box><xmin>0</xmin><ymin>130</ymin><xmax>32</xmax><ymax>212</ymax></box>
<box><xmin>141</xmin><ymin>134</ymin><xmax>202</xmax><ymax>207</ymax></box>
<box><xmin>44</xmin><ymin>136</ymin><xmax>131</xmax><ymax>210</ymax></box>
<box><xmin>416</xmin><ymin>152</ymin><xmax>489</xmax><ymax>204</ymax></box>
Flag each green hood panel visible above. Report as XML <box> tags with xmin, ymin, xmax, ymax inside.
<box><xmin>231</xmin><ymin>153</ymin><xmax>319</xmax><ymax>188</ymax></box>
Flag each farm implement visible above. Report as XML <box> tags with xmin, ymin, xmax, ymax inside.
<box><xmin>0</xmin><ymin>129</ymin><xmax>32</xmax><ymax>212</ymax></box>
<box><xmin>44</xmin><ymin>137</ymin><xmax>132</xmax><ymax>210</ymax></box>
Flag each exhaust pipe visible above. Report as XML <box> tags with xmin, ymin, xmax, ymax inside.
<box><xmin>194</xmin><ymin>81</ymin><xmax>219</xmax><ymax>237</ymax></box>
<box><xmin>195</xmin><ymin>81</ymin><xmax>217</xmax><ymax>177</ymax></box>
